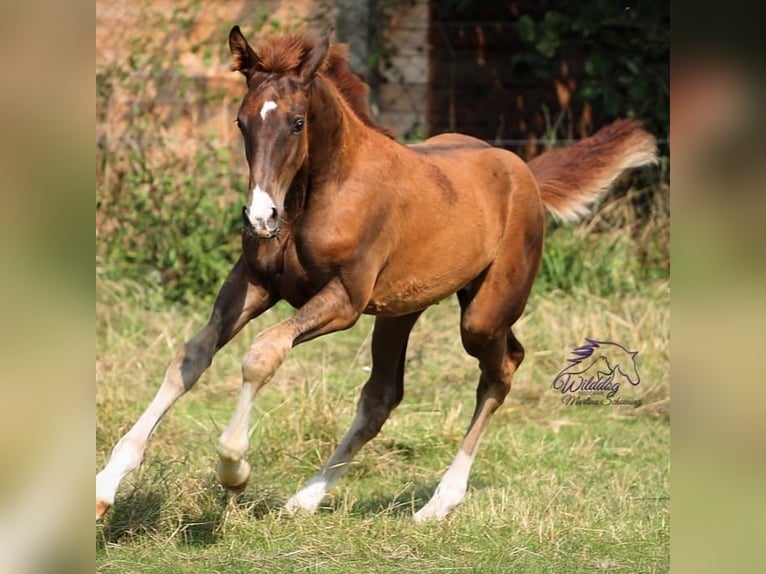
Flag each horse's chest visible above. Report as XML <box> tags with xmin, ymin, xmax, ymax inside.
<box><xmin>277</xmin><ymin>242</ymin><xmax>338</xmax><ymax>308</ymax></box>
<box><xmin>243</xmin><ymin>239</ymin><xmax>321</xmax><ymax>308</ymax></box>
<box><xmin>275</xmin><ymin>256</ymin><xmax>320</xmax><ymax>308</ymax></box>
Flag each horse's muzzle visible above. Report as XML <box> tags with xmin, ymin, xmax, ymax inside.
<box><xmin>242</xmin><ymin>205</ymin><xmax>280</xmax><ymax>239</ymax></box>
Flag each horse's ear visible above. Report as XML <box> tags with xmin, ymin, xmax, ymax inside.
<box><xmin>229</xmin><ymin>25</ymin><xmax>260</xmax><ymax>78</ymax></box>
<box><xmin>298</xmin><ymin>30</ymin><xmax>331</xmax><ymax>84</ymax></box>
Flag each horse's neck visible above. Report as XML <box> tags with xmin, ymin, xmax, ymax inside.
<box><xmin>307</xmin><ymin>77</ymin><xmax>368</xmax><ymax>185</ymax></box>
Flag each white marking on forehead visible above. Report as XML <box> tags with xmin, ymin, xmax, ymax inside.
<box><xmin>260</xmin><ymin>100</ymin><xmax>277</xmax><ymax>120</ymax></box>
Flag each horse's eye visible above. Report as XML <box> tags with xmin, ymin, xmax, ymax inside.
<box><xmin>292</xmin><ymin>117</ymin><xmax>305</xmax><ymax>134</ymax></box>
<box><xmin>235</xmin><ymin>118</ymin><xmax>245</xmax><ymax>132</ymax></box>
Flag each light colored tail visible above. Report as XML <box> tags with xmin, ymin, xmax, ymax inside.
<box><xmin>529</xmin><ymin>119</ymin><xmax>658</xmax><ymax>222</ymax></box>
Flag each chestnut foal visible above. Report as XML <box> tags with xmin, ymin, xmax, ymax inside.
<box><xmin>96</xmin><ymin>28</ymin><xmax>657</xmax><ymax>522</ymax></box>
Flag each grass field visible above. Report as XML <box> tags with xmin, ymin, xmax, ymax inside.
<box><xmin>96</xmin><ymin>279</ymin><xmax>669</xmax><ymax>573</ymax></box>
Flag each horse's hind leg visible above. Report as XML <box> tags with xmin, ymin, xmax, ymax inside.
<box><xmin>414</xmin><ymin>326</ymin><xmax>524</xmax><ymax>522</ymax></box>
<box><xmin>414</xmin><ymin>222</ymin><xmax>540</xmax><ymax>521</ymax></box>
<box><xmin>285</xmin><ymin>311</ymin><xmax>422</xmax><ymax>513</ymax></box>
<box><xmin>96</xmin><ymin>259</ymin><xmax>272</xmax><ymax>519</ymax></box>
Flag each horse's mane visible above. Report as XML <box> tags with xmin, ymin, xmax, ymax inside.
<box><xmin>252</xmin><ymin>32</ymin><xmax>394</xmax><ymax>138</ymax></box>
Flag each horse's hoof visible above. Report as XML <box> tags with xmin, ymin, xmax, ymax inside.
<box><xmin>96</xmin><ymin>499</ymin><xmax>111</xmax><ymax>520</ymax></box>
<box><xmin>217</xmin><ymin>459</ymin><xmax>251</xmax><ymax>492</ymax></box>
<box><xmin>224</xmin><ymin>477</ymin><xmax>249</xmax><ymax>494</ymax></box>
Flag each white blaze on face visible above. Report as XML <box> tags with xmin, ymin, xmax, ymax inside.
<box><xmin>260</xmin><ymin>100</ymin><xmax>277</xmax><ymax>120</ymax></box>
<box><xmin>247</xmin><ymin>185</ymin><xmax>277</xmax><ymax>228</ymax></box>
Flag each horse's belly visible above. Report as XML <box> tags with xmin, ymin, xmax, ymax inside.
<box><xmin>363</xmin><ymin>202</ymin><xmax>503</xmax><ymax>315</ymax></box>
<box><xmin>364</xmin><ymin>281</ymin><xmax>447</xmax><ymax>316</ymax></box>
<box><xmin>365</xmin><ymin>257</ymin><xmax>487</xmax><ymax>316</ymax></box>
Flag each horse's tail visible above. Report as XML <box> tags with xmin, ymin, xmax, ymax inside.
<box><xmin>528</xmin><ymin>119</ymin><xmax>657</xmax><ymax>222</ymax></box>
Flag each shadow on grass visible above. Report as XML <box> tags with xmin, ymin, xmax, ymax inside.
<box><xmin>177</xmin><ymin>505</ymin><xmax>228</xmax><ymax>547</ymax></box>
<box><xmin>96</xmin><ymin>486</ymin><xmax>282</xmax><ymax>549</ymax></box>
<box><xmin>97</xmin><ymin>490</ymin><xmax>163</xmax><ymax>548</ymax></box>
<box><xmin>331</xmin><ymin>482</ymin><xmax>439</xmax><ymax>518</ymax></box>
<box><xmin>96</xmin><ymin>481</ymin><xmax>450</xmax><ymax>550</ymax></box>
<box><xmin>233</xmin><ymin>489</ymin><xmax>283</xmax><ymax>521</ymax></box>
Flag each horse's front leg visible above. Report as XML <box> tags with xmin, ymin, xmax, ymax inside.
<box><xmin>96</xmin><ymin>258</ymin><xmax>272</xmax><ymax>519</ymax></box>
<box><xmin>216</xmin><ymin>278</ymin><xmax>364</xmax><ymax>491</ymax></box>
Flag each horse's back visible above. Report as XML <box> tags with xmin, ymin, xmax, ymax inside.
<box><xmin>407</xmin><ymin>133</ymin><xmax>541</xmax><ymax>213</ymax></box>
<box><xmin>408</xmin><ymin>133</ymin><xmax>534</xmax><ymax>186</ymax></box>
<box><xmin>407</xmin><ymin>133</ymin><xmax>491</xmax><ymax>155</ymax></box>
<box><xmin>402</xmin><ymin>131</ymin><xmax>545</xmax><ymax>263</ymax></box>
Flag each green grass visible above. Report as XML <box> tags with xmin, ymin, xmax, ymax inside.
<box><xmin>96</xmin><ymin>280</ymin><xmax>669</xmax><ymax>573</ymax></box>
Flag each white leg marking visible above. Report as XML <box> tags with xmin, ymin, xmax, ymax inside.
<box><xmin>96</xmin><ymin>383</ymin><xmax>182</xmax><ymax>509</ymax></box>
<box><xmin>285</xmin><ymin>477</ymin><xmax>329</xmax><ymax>514</ymax></box>
<box><xmin>285</xmin><ymin>405</ymin><xmax>378</xmax><ymax>513</ymax></box>
<box><xmin>217</xmin><ymin>382</ymin><xmax>255</xmax><ymax>487</ymax></box>
<box><xmin>414</xmin><ymin>449</ymin><xmax>475</xmax><ymax>522</ymax></box>
<box><xmin>259</xmin><ymin>100</ymin><xmax>277</xmax><ymax>120</ymax></box>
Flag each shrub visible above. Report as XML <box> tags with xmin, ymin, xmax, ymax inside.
<box><xmin>96</xmin><ymin>140</ymin><xmax>243</xmax><ymax>304</ymax></box>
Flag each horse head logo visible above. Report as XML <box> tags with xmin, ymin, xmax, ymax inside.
<box><xmin>562</xmin><ymin>338</ymin><xmax>640</xmax><ymax>386</ymax></box>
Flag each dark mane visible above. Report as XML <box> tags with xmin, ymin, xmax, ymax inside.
<box><xmin>252</xmin><ymin>32</ymin><xmax>394</xmax><ymax>138</ymax></box>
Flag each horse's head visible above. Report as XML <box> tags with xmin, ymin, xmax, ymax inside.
<box><xmin>228</xmin><ymin>26</ymin><xmax>330</xmax><ymax>239</ymax></box>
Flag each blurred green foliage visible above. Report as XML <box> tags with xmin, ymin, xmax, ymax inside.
<box><xmin>96</xmin><ymin>1</ymin><xmax>247</xmax><ymax>305</ymax></box>
<box><xmin>96</xmin><ymin>141</ymin><xmax>243</xmax><ymax>304</ymax></box>
<box><xmin>535</xmin><ymin>222</ymin><xmax>668</xmax><ymax>298</ymax></box>
<box><xmin>535</xmin><ymin>177</ymin><xmax>670</xmax><ymax>296</ymax></box>
<box><xmin>431</xmin><ymin>0</ymin><xmax>668</xmax><ymax>146</ymax></box>
<box><xmin>511</xmin><ymin>1</ymin><xmax>669</xmax><ymax>144</ymax></box>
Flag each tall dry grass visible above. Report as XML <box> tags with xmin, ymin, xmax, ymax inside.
<box><xmin>97</xmin><ymin>274</ymin><xmax>669</xmax><ymax>572</ymax></box>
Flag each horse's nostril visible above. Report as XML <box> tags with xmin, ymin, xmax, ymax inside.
<box><xmin>269</xmin><ymin>207</ymin><xmax>279</xmax><ymax>224</ymax></box>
